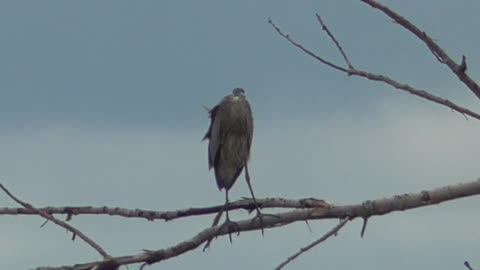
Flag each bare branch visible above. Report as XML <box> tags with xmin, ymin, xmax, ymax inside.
<box><xmin>0</xmin><ymin>198</ymin><xmax>330</xmax><ymax>221</ymax></box>
<box><xmin>315</xmin><ymin>13</ymin><xmax>354</xmax><ymax>69</ymax></box>
<box><xmin>360</xmin><ymin>0</ymin><xmax>480</xmax><ymax>99</ymax></box>
<box><xmin>269</xmin><ymin>18</ymin><xmax>480</xmax><ymax>121</ymax></box>
<box><xmin>274</xmin><ymin>217</ymin><xmax>350</xmax><ymax>270</ymax></box>
<box><xmin>34</xmin><ymin>178</ymin><xmax>480</xmax><ymax>270</ymax></box>
<box><xmin>0</xmin><ymin>183</ymin><xmax>111</xmax><ymax>259</ymax></box>
<box><xmin>268</xmin><ymin>18</ymin><xmax>349</xmax><ymax>73</ymax></box>
<box><xmin>348</xmin><ymin>69</ymin><xmax>480</xmax><ymax>120</ymax></box>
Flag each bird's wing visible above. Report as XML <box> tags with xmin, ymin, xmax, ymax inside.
<box><xmin>207</xmin><ymin>103</ymin><xmax>224</xmax><ymax>169</ymax></box>
<box><xmin>245</xmin><ymin>100</ymin><xmax>254</xmax><ymax>152</ymax></box>
<box><xmin>202</xmin><ymin>105</ymin><xmax>218</xmax><ymax>141</ymax></box>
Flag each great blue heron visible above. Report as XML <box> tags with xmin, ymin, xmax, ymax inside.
<box><xmin>203</xmin><ymin>88</ymin><xmax>262</xmax><ymax>228</ymax></box>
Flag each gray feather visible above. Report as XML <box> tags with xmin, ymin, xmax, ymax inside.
<box><xmin>203</xmin><ymin>88</ymin><xmax>253</xmax><ymax>190</ymax></box>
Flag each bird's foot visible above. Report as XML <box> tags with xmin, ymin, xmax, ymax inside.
<box><xmin>250</xmin><ymin>208</ymin><xmax>281</xmax><ymax>236</ymax></box>
<box><xmin>203</xmin><ymin>216</ymin><xmax>240</xmax><ymax>251</ymax></box>
<box><xmin>218</xmin><ymin>218</ymin><xmax>241</xmax><ymax>243</ymax></box>
<box><xmin>248</xmin><ymin>209</ymin><xmax>281</xmax><ymax>236</ymax></box>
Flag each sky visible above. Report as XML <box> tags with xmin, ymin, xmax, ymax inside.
<box><xmin>1</xmin><ymin>1</ymin><xmax>480</xmax><ymax>269</ymax></box>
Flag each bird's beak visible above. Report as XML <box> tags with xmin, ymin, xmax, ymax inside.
<box><xmin>202</xmin><ymin>105</ymin><xmax>211</xmax><ymax>114</ymax></box>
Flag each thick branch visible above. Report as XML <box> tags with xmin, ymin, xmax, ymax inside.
<box><xmin>0</xmin><ymin>183</ymin><xmax>110</xmax><ymax>259</ymax></box>
<box><xmin>34</xmin><ymin>178</ymin><xmax>480</xmax><ymax>270</ymax></box>
<box><xmin>360</xmin><ymin>0</ymin><xmax>480</xmax><ymax>99</ymax></box>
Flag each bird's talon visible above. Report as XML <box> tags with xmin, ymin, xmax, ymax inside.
<box><xmin>218</xmin><ymin>219</ymin><xmax>241</xmax><ymax>243</ymax></box>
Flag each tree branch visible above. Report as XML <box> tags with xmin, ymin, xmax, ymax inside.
<box><xmin>360</xmin><ymin>0</ymin><xmax>480</xmax><ymax>99</ymax></box>
<box><xmin>0</xmin><ymin>198</ymin><xmax>330</xmax><ymax>221</ymax></box>
<box><xmin>315</xmin><ymin>13</ymin><xmax>354</xmax><ymax>69</ymax></box>
<box><xmin>274</xmin><ymin>217</ymin><xmax>350</xmax><ymax>270</ymax></box>
<box><xmin>33</xmin><ymin>178</ymin><xmax>480</xmax><ymax>270</ymax></box>
<box><xmin>269</xmin><ymin>18</ymin><xmax>480</xmax><ymax>121</ymax></box>
<box><xmin>269</xmin><ymin>18</ymin><xmax>349</xmax><ymax>73</ymax></box>
<box><xmin>0</xmin><ymin>183</ymin><xmax>111</xmax><ymax>259</ymax></box>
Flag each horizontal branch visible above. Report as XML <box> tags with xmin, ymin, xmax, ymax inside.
<box><xmin>1</xmin><ymin>198</ymin><xmax>329</xmax><ymax>221</ymax></box>
<box><xmin>35</xmin><ymin>178</ymin><xmax>480</xmax><ymax>270</ymax></box>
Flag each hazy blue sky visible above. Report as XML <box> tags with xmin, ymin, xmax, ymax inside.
<box><xmin>1</xmin><ymin>1</ymin><xmax>480</xmax><ymax>269</ymax></box>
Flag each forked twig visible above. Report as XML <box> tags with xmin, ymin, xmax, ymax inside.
<box><xmin>268</xmin><ymin>18</ymin><xmax>480</xmax><ymax>121</ymax></box>
<box><xmin>315</xmin><ymin>13</ymin><xmax>354</xmax><ymax>69</ymax></box>
<box><xmin>269</xmin><ymin>18</ymin><xmax>349</xmax><ymax>73</ymax></box>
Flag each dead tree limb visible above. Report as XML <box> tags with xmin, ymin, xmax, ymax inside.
<box><xmin>0</xmin><ymin>198</ymin><xmax>329</xmax><ymax>221</ymax></box>
<box><xmin>33</xmin><ymin>178</ymin><xmax>480</xmax><ymax>270</ymax></box>
<box><xmin>268</xmin><ymin>16</ymin><xmax>480</xmax><ymax>121</ymax></box>
<box><xmin>360</xmin><ymin>0</ymin><xmax>480</xmax><ymax>99</ymax></box>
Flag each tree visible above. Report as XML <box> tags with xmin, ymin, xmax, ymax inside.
<box><xmin>2</xmin><ymin>1</ymin><xmax>479</xmax><ymax>269</ymax></box>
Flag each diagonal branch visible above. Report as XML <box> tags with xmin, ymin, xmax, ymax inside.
<box><xmin>360</xmin><ymin>0</ymin><xmax>480</xmax><ymax>99</ymax></box>
<box><xmin>0</xmin><ymin>183</ymin><xmax>111</xmax><ymax>259</ymax></box>
<box><xmin>34</xmin><ymin>178</ymin><xmax>480</xmax><ymax>270</ymax></box>
<box><xmin>274</xmin><ymin>217</ymin><xmax>350</xmax><ymax>270</ymax></box>
<box><xmin>268</xmin><ymin>18</ymin><xmax>480</xmax><ymax>121</ymax></box>
<box><xmin>315</xmin><ymin>13</ymin><xmax>354</xmax><ymax>69</ymax></box>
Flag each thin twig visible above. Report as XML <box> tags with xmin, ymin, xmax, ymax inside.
<box><xmin>268</xmin><ymin>18</ymin><xmax>349</xmax><ymax>73</ymax></box>
<box><xmin>269</xmin><ymin>18</ymin><xmax>480</xmax><ymax>121</ymax></box>
<box><xmin>274</xmin><ymin>217</ymin><xmax>350</xmax><ymax>270</ymax></box>
<box><xmin>315</xmin><ymin>13</ymin><xmax>354</xmax><ymax>69</ymax></box>
<box><xmin>0</xmin><ymin>183</ymin><xmax>110</xmax><ymax>259</ymax></box>
<box><xmin>360</xmin><ymin>0</ymin><xmax>480</xmax><ymax>99</ymax></box>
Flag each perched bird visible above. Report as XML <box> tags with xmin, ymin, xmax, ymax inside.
<box><xmin>203</xmin><ymin>88</ymin><xmax>261</xmax><ymax>224</ymax></box>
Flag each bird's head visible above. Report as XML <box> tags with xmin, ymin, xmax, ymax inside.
<box><xmin>232</xmin><ymin>88</ymin><xmax>246</xmax><ymax>97</ymax></box>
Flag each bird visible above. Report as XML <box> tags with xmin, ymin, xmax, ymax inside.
<box><xmin>203</xmin><ymin>88</ymin><xmax>262</xmax><ymax>227</ymax></box>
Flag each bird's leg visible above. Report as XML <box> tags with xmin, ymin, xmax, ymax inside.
<box><xmin>244</xmin><ymin>163</ymin><xmax>261</xmax><ymax>213</ymax></box>
<box><xmin>244</xmin><ymin>164</ymin><xmax>267</xmax><ymax>235</ymax></box>
<box><xmin>204</xmin><ymin>190</ymin><xmax>240</xmax><ymax>250</ymax></box>
<box><xmin>224</xmin><ymin>190</ymin><xmax>232</xmax><ymax>223</ymax></box>
<box><xmin>218</xmin><ymin>190</ymin><xmax>240</xmax><ymax>243</ymax></box>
